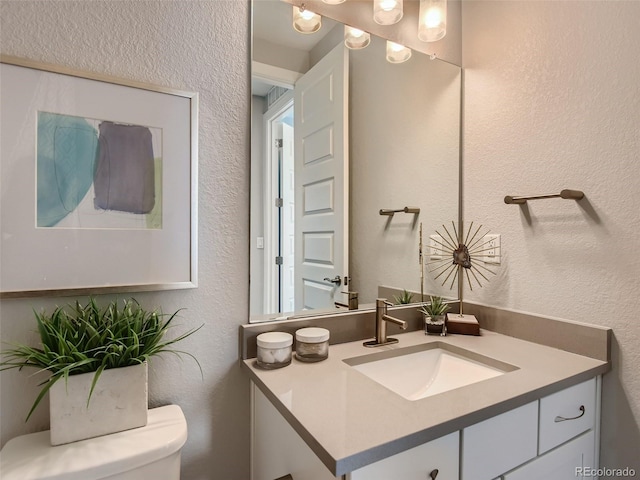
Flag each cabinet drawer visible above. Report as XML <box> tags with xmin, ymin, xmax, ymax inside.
<box><xmin>348</xmin><ymin>432</ymin><xmax>459</xmax><ymax>480</ymax></box>
<box><xmin>539</xmin><ymin>378</ymin><xmax>596</xmax><ymax>454</ymax></box>
<box><xmin>461</xmin><ymin>401</ymin><xmax>538</xmax><ymax>480</ymax></box>
<box><xmin>504</xmin><ymin>430</ymin><xmax>595</xmax><ymax>479</ymax></box>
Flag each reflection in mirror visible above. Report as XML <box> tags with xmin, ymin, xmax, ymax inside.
<box><xmin>250</xmin><ymin>0</ymin><xmax>460</xmax><ymax>322</ymax></box>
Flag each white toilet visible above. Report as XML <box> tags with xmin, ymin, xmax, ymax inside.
<box><xmin>0</xmin><ymin>405</ymin><xmax>187</xmax><ymax>480</ymax></box>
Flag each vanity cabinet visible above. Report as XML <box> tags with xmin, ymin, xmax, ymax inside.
<box><xmin>503</xmin><ymin>430</ymin><xmax>595</xmax><ymax>480</ymax></box>
<box><xmin>252</xmin><ymin>384</ymin><xmax>336</xmax><ymax>480</ymax></box>
<box><xmin>538</xmin><ymin>378</ymin><xmax>596</xmax><ymax>454</ymax></box>
<box><xmin>461</xmin><ymin>401</ymin><xmax>539</xmax><ymax>480</ymax></box>
<box><xmin>498</xmin><ymin>378</ymin><xmax>598</xmax><ymax>480</ymax></box>
<box><xmin>251</xmin><ymin>383</ymin><xmax>458</xmax><ymax>480</ymax></box>
<box><xmin>468</xmin><ymin>377</ymin><xmax>598</xmax><ymax>480</ymax></box>
<box><xmin>251</xmin><ymin>377</ymin><xmax>600</xmax><ymax>480</ymax></box>
<box><xmin>346</xmin><ymin>432</ymin><xmax>459</xmax><ymax>480</ymax></box>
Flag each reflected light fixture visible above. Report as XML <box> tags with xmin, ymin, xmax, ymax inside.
<box><xmin>292</xmin><ymin>4</ymin><xmax>322</xmax><ymax>34</ymax></box>
<box><xmin>322</xmin><ymin>0</ymin><xmax>346</xmax><ymax>4</ymax></box>
<box><xmin>418</xmin><ymin>0</ymin><xmax>447</xmax><ymax>42</ymax></box>
<box><xmin>344</xmin><ymin>25</ymin><xmax>371</xmax><ymax>50</ymax></box>
<box><xmin>374</xmin><ymin>0</ymin><xmax>403</xmax><ymax>25</ymax></box>
<box><xmin>386</xmin><ymin>41</ymin><xmax>412</xmax><ymax>63</ymax></box>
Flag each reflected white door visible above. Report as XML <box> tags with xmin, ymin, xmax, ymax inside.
<box><xmin>294</xmin><ymin>44</ymin><xmax>349</xmax><ymax>311</ymax></box>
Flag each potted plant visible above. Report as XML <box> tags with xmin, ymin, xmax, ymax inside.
<box><xmin>0</xmin><ymin>297</ymin><xmax>201</xmax><ymax>445</ymax></box>
<box><xmin>393</xmin><ymin>289</ymin><xmax>415</xmax><ymax>305</ymax></box>
<box><xmin>419</xmin><ymin>296</ymin><xmax>450</xmax><ymax>335</ymax></box>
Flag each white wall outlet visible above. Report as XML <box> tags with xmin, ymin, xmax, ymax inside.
<box><xmin>429</xmin><ymin>234</ymin><xmax>444</xmax><ymax>260</ymax></box>
<box><xmin>483</xmin><ymin>234</ymin><xmax>501</xmax><ymax>264</ymax></box>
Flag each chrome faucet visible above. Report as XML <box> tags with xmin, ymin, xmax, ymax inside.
<box><xmin>364</xmin><ymin>299</ymin><xmax>408</xmax><ymax>347</ymax></box>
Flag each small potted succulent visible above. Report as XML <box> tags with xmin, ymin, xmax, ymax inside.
<box><xmin>419</xmin><ymin>296</ymin><xmax>450</xmax><ymax>335</ymax></box>
<box><xmin>393</xmin><ymin>289</ymin><xmax>415</xmax><ymax>305</ymax></box>
<box><xmin>0</xmin><ymin>297</ymin><xmax>202</xmax><ymax>445</ymax></box>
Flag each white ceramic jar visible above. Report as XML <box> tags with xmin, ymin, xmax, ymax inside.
<box><xmin>295</xmin><ymin>327</ymin><xmax>330</xmax><ymax>362</ymax></box>
<box><xmin>256</xmin><ymin>332</ymin><xmax>293</xmax><ymax>369</ymax></box>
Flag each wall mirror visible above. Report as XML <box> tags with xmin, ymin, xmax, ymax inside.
<box><xmin>250</xmin><ymin>0</ymin><xmax>461</xmax><ymax>322</ymax></box>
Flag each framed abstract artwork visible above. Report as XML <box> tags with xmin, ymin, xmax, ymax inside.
<box><xmin>0</xmin><ymin>55</ymin><xmax>198</xmax><ymax>298</ymax></box>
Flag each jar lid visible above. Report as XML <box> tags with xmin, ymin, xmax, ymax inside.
<box><xmin>257</xmin><ymin>332</ymin><xmax>293</xmax><ymax>349</ymax></box>
<box><xmin>295</xmin><ymin>327</ymin><xmax>330</xmax><ymax>343</ymax></box>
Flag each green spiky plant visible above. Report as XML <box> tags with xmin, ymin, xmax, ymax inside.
<box><xmin>393</xmin><ymin>289</ymin><xmax>415</xmax><ymax>305</ymax></box>
<box><xmin>418</xmin><ymin>295</ymin><xmax>450</xmax><ymax>318</ymax></box>
<box><xmin>0</xmin><ymin>298</ymin><xmax>202</xmax><ymax>421</ymax></box>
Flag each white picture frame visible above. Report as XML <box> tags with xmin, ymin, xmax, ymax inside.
<box><xmin>0</xmin><ymin>55</ymin><xmax>198</xmax><ymax>298</ymax></box>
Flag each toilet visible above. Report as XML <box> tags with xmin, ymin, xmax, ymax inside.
<box><xmin>0</xmin><ymin>405</ymin><xmax>187</xmax><ymax>480</ymax></box>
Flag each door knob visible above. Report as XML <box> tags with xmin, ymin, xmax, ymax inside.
<box><xmin>323</xmin><ymin>275</ymin><xmax>342</xmax><ymax>286</ymax></box>
<box><xmin>429</xmin><ymin>469</ymin><xmax>439</xmax><ymax>479</ymax></box>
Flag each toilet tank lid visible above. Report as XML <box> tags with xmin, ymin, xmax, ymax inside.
<box><xmin>0</xmin><ymin>405</ymin><xmax>187</xmax><ymax>480</ymax></box>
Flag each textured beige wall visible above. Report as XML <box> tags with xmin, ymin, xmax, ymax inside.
<box><xmin>0</xmin><ymin>1</ymin><xmax>251</xmax><ymax>479</ymax></box>
<box><xmin>462</xmin><ymin>1</ymin><xmax>640</xmax><ymax>473</ymax></box>
<box><xmin>348</xmin><ymin>35</ymin><xmax>461</xmax><ymax>304</ymax></box>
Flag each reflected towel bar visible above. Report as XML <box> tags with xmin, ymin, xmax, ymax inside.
<box><xmin>379</xmin><ymin>206</ymin><xmax>420</xmax><ymax>216</ymax></box>
<box><xmin>504</xmin><ymin>189</ymin><xmax>584</xmax><ymax>205</ymax></box>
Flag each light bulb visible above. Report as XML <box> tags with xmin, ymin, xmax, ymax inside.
<box><xmin>373</xmin><ymin>0</ymin><xmax>403</xmax><ymax>25</ymax></box>
<box><xmin>380</xmin><ymin>0</ymin><xmax>397</xmax><ymax>11</ymax></box>
<box><xmin>386</xmin><ymin>41</ymin><xmax>412</xmax><ymax>63</ymax></box>
<box><xmin>301</xmin><ymin>10</ymin><xmax>315</xmax><ymax>20</ymax></box>
<box><xmin>292</xmin><ymin>5</ymin><xmax>322</xmax><ymax>34</ymax></box>
<box><xmin>418</xmin><ymin>0</ymin><xmax>447</xmax><ymax>42</ymax></box>
<box><xmin>425</xmin><ymin>8</ymin><xmax>442</xmax><ymax>27</ymax></box>
<box><xmin>344</xmin><ymin>25</ymin><xmax>371</xmax><ymax>49</ymax></box>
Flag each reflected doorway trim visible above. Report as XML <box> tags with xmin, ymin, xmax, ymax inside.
<box><xmin>262</xmin><ymin>91</ymin><xmax>295</xmax><ymax>314</ymax></box>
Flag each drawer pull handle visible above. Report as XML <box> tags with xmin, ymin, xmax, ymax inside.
<box><xmin>274</xmin><ymin>475</ymin><xmax>293</xmax><ymax>480</ymax></box>
<box><xmin>554</xmin><ymin>405</ymin><xmax>585</xmax><ymax>423</ymax></box>
<box><xmin>429</xmin><ymin>469</ymin><xmax>439</xmax><ymax>479</ymax></box>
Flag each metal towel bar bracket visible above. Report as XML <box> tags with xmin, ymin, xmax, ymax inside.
<box><xmin>379</xmin><ymin>206</ymin><xmax>420</xmax><ymax>216</ymax></box>
<box><xmin>504</xmin><ymin>189</ymin><xmax>584</xmax><ymax>205</ymax></box>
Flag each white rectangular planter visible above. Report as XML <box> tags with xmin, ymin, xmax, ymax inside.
<box><xmin>49</xmin><ymin>362</ymin><xmax>148</xmax><ymax>445</ymax></box>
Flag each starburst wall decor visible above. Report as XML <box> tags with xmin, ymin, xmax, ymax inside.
<box><xmin>427</xmin><ymin>221</ymin><xmax>501</xmax><ymax>328</ymax></box>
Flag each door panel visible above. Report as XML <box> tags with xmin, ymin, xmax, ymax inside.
<box><xmin>302</xmin><ymin>280</ymin><xmax>335</xmax><ymax>310</ymax></box>
<box><xmin>303</xmin><ymin>232</ymin><xmax>334</xmax><ymax>264</ymax></box>
<box><xmin>304</xmin><ymin>179</ymin><xmax>334</xmax><ymax>213</ymax></box>
<box><xmin>303</xmin><ymin>125</ymin><xmax>334</xmax><ymax>163</ymax></box>
<box><xmin>294</xmin><ymin>43</ymin><xmax>348</xmax><ymax>311</ymax></box>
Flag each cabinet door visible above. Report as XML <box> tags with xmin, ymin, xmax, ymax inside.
<box><xmin>347</xmin><ymin>432</ymin><xmax>459</xmax><ymax>480</ymax></box>
<box><xmin>461</xmin><ymin>401</ymin><xmax>538</xmax><ymax>480</ymax></box>
<box><xmin>252</xmin><ymin>384</ymin><xmax>338</xmax><ymax>480</ymax></box>
<box><xmin>504</xmin><ymin>430</ymin><xmax>595</xmax><ymax>480</ymax></box>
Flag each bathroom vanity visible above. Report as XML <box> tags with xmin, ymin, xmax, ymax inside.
<box><xmin>242</xmin><ymin>329</ymin><xmax>609</xmax><ymax>480</ymax></box>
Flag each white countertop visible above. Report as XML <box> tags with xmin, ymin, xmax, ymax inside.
<box><xmin>242</xmin><ymin>329</ymin><xmax>609</xmax><ymax>476</ymax></box>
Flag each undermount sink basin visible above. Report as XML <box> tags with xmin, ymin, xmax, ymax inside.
<box><xmin>344</xmin><ymin>342</ymin><xmax>518</xmax><ymax>401</ymax></box>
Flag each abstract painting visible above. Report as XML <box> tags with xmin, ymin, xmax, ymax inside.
<box><xmin>1</xmin><ymin>56</ymin><xmax>197</xmax><ymax>297</ymax></box>
<box><xmin>37</xmin><ymin>111</ymin><xmax>163</xmax><ymax>229</ymax></box>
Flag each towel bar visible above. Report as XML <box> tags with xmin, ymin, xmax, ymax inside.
<box><xmin>504</xmin><ymin>189</ymin><xmax>584</xmax><ymax>205</ymax></box>
<box><xmin>379</xmin><ymin>206</ymin><xmax>420</xmax><ymax>216</ymax></box>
